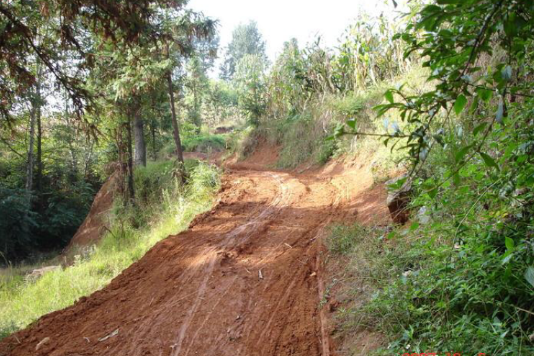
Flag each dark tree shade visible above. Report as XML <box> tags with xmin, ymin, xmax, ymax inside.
<box><xmin>0</xmin><ymin>0</ymin><xmax>186</xmax><ymax>124</ymax></box>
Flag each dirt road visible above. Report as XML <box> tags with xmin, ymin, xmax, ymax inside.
<box><xmin>0</xmin><ymin>155</ymin><xmax>388</xmax><ymax>356</ymax></box>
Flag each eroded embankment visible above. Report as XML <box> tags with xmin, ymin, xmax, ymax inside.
<box><xmin>0</xmin><ymin>155</ymin><xmax>387</xmax><ymax>356</ymax></box>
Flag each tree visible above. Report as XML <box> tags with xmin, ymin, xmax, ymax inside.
<box><xmin>220</xmin><ymin>21</ymin><xmax>268</xmax><ymax>80</ymax></box>
<box><xmin>161</xmin><ymin>12</ymin><xmax>216</xmax><ymax>166</ymax></box>
<box><xmin>0</xmin><ymin>0</ymin><xmax>217</xmax><ymax>260</ymax></box>
<box><xmin>0</xmin><ymin>0</ymin><xmax>188</xmax><ymax>126</ymax></box>
<box><xmin>185</xmin><ymin>56</ymin><xmax>209</xmax><ymax>130</ymax></box>
<box><xmin>233</xmin><ymin>54</ymin><xmax>267</xmax><ymax>125</ymax></box>
<box><xmin>133</xmin><ymin>101</ymin><xmax>147</xmax><ymax>167</ymax></box>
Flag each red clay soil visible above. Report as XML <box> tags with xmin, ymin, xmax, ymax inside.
<box><xmin>0</xmin><ymin>153</ymin><xmax>387</xmax><ymax>356</ymax></box>
<box><xmin>63</xmin><ymin>171</ymin><xmax>120</xmax><ymax>255</ymax></box>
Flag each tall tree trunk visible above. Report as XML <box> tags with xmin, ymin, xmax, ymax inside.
<box><xmin>126</xmin><ymin>116</ymin><xmax>136</xmax><ymax>203</ymax></box>
<box><xmin>133</xmin><ymin>107</ymin><xmax>147</xmax><ymax>167</ymax></box>
<box><xmin>167</xmin><ymin>71</ymin><xmax>184</xmax><ymax>164</ymax></box>
<box><xmin>36</xmin><ymin>107</ymin><xmax>42</xmax><ymax>190</ymax></box>
<box><xmin>35</xmin><ymin>59</ymin><xmax>43</xmax><ymax>192</ymax></box>
<box><xmin>25</xmin><ymin>109</ymin><xmax>36</xmax><ymax>195</ymax></box>
<box><xmin>150</xmin><ymin>120</ymin><xmax>157</xmax><ymax>161</ymax></box>
<box><xmin>116</xmin><ymin>128</ymin><xmax>127</xmax><ymax>197</ymax></box>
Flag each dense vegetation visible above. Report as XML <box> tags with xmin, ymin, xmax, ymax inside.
<box><xmin>1</xmin><ymin>0</ymin><xmax>533</xmax><ymax>353</ymax></box>
<box><xmin>0</xmin><ymin>0</ymin><xmax>220</xmax><ymax>261</ymax></box>
<box><xmin>325</xmin><ymin>0</ymin><xmax>534</xmax><ymax>354</ymax></box>
<box><xmin>0</xmin><ymin>160</ymin><xmax>220</xmax><ymax>339</ymax></box>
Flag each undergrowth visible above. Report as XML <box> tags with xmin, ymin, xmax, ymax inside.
<box><xmin>181</xmin><ymin>134</ymin><xmax>226</xmax><ymax>153</ymax></box>
<box><xmin>327</xmin><ymin>105</ymin><xmax>534</xmax><ymax>355</ymax></box>
<box><xmin>0</xmin><ymin>160</ymin><xmax>220</xmax><ymax>340</ymax></box>
<box><xmin>253</xmin><ymin>66</ymin><xmax>430</xmax><ymax>171</ymax></box>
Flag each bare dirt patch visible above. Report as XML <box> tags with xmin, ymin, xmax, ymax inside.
<box><xmin>61</xmin><ymin>171</ymin><xmax>120</xmax><ymax>260</ymax></box>
<box><xmin>0</xmin><ymin>148</ymin><xmax>388</xmax><ymax>356</ymax></box>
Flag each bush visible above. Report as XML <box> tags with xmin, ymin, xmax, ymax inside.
<box><xmin>330</xmin><ymin>103</ymin><xmax>534</xmax><ymax>355</ymax></box>
<box><xmin>0</xmin><ymin>187</ymin><xmax>37</xmax><ymax>261</ymax></box>
<box><xmin>181</xmin><ymin>134</ymin><xmax>226</xmax><ymax>153</ymax></box>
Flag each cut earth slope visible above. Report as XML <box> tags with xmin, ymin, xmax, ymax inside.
<box><xmin>0</xmin><ymin>149</ymin><xmax>388</xmax><ymax>356</ymax></box>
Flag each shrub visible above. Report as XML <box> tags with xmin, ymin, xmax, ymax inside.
<box><xmin>181</xmin><ymin>134</ymin><xmax>226</xmax><ymax>153</ymax></box>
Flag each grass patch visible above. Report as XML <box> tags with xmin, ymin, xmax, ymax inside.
<box><xmin>0</xmin><ymin>160</ymin><xmax>220</xmax><ymax>340</ymax></box>
<box><xmin>182</xmin><ymin>134</ymin><xmax>226</xmax><ymax>153</ymax></box>
<box><xmin>327</xmin><ymin>220</ymin><xmax>534</xmax><ymax>355</ymax></box>
<box><xmin>225</xmin><ymin>126</ymin><xmax>259</xmax><ymax>160</ymax></box>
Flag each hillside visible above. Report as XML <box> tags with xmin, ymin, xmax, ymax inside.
<box><xmin>1</xmin><ymin>0</ymin><xmax>533</xmax><ymax>355</ymax></box>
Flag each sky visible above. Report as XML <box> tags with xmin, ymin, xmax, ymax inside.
<box><xmin>188</xmin><ymin>0</ymin><xmax>398</xmax><ymax>72</ymax></box>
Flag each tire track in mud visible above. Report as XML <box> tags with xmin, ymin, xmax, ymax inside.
<box><xmin>0</xmin><ymin>167</ymin><xmax>360</xmax><ymax>356</ymax></box>
<box><xmin>171</xmin><ymin>172</ymin><xmax>292</xmax><ymax>356</ymax></box>
<box><xmin>119</xmin><ymin>172</ymin><xmax>288</xmax><ymax>356</ymax></box>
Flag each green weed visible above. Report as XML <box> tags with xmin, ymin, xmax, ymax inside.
<box><xmin>182</xmin><ymin>134</ymin><xmax>226</xmax><ymax>153</ymax></box>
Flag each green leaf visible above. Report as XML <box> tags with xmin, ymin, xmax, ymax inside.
<box><xmin>525</xmin><ymin>267</ymin><xmax>534</xmax><ymax>288</ymax></box>
<box><xmin>346</xmin><ymin>118</ymin><xmax>356</xmax><ymax>130</ymax></box>
<box><xmin>517</xmin><ymin>155</ymin><xmax>528</xmax><ymax>163</ymax></box>
<box><xmin>502</xmin><ymin>252</ymin><xmax>514</xmax><ymax>265</ymax></box>
<box><xmin>388</xmin><ymin>177</ymin><xmax>407</xmax><ymax>190</ymax></box>
<box><xmin>473</xmin><ymin>122</ymin><xmax>487</xmax><ymax>136</ymax></box>
<box><xmin>410</xmin><ymin>222</ymin><xmax>420</xmax><ymax>231</ymax></box>
<box><xmin>479</xmin><ymin>152</ymin><xmax>499</xmax><ymax>169</ymax></box>
<box><xmin>505</xmin><ymin>237</ymin><xmax>515</xmax><ymax>252</ymax></box>
<box><xmin>437</xmin><ymin>0</ymin><xmax>462</xmax><ymax>3</ymax></box>
<box><xmin>385</xmin><ymin>90</ymin><xmax>394</xmax><ymax>104</ymax></box>
<box><xmin>428</xmin><ymin>187</ymin><xmax>438</xmax><ymax>199</ymax></box>
<box><xmin>476</xmin><ymin>88</ymin><xmax>493</xmax><ymax>102</ymax></box>
<box><xmin>453</xmin><ymin>94</ymin><xmax>467</xmax><ymax>115</ymax></box>
<box><xmin>453</xmin><ymin>172</ymin><xmax>461</xmax><ymax>186</ymax></box>
<box><xmin>455</xmin><ymin>145</ymin><xmax>473</xmax><ymax>162</ymax></box>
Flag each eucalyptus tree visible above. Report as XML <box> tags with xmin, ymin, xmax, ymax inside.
<box><xmin>185</xmin><ymin>55</ymin><xmax>209</xmax><ymax>130</ymax></box>
<box><xmin>160</xmin><ymin>11</ymin><xmax>216</xmax><ymax>165</ymax></box>
<box><xmin>233</xmin><ymin>54</ymin><xmax>267</xmax><ymax>125</ymax></box>
<box><xmin>220</xmin><ymin>21</ymin><xmax>268</xmax><ymax>80</ymax></box>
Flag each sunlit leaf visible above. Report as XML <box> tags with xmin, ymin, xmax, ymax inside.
<box><xmin>453</xmin><ymin>94</ymin><xmax>467</xmax><ymax>115</ymax></box>
<box><xmin>505</xmin><ymin>237</ymin><xmax>515</xmax><ymax>252</ymax></box>
<box><xmin>385</xmin><ymin>90</ymin><xmax>394</xmax><ymax>104</ymax></box>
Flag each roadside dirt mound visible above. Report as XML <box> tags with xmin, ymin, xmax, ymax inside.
<box><xmin>62</xmin><ymin>171</ymin><xmax>120</xmax><ymax>258</ymax></box>
<box><xmin>225</xmin><ymin>138</ymin><xmax>280</xmax><ymax>171</ymax></box>
<box><xmin>0</xmin><ymin>147</ymin><xmax>388</xmax><ymax>356</ymax></box>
